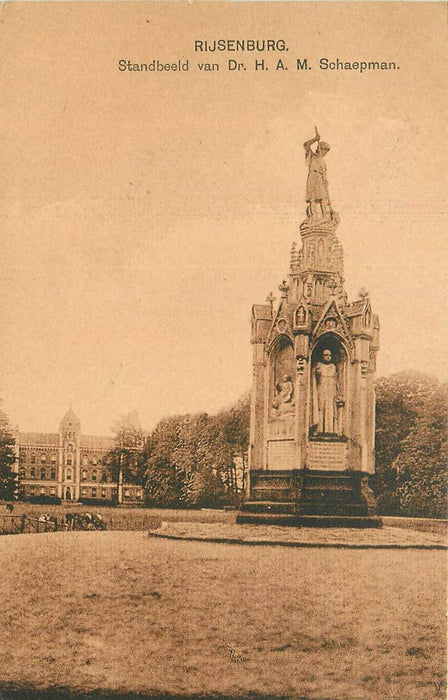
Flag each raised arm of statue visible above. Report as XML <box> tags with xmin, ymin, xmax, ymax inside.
<box><xmin>303</xmin><ymin>126</ymin><xmax>320</xmax><ymax>156</ymax></box>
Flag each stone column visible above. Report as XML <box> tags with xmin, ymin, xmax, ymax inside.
<box><xmin>365</xmin><ymin>354</ymin><xmax>376</xmax><ymax>474</ymax></box>
<box><xmin>295</xmin><ymin>333</ymin><xmax>310</xmax><ymax>470</ymax></box>
<box><xmin>352</xmin><ymin>337</ymin><xmax>371</xmax><ymax>473</ymax></box>
<box><xmin>248</xmin><ymin>341</ymin><xmax>266</xmax><ymax>472</ymax></box>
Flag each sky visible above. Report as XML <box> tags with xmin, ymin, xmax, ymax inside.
<box><xmin>1</xmin><ymin>2</ymin><xmax>447</xmax><ymax>435</ymax></box>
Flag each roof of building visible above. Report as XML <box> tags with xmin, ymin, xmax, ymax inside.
<box><xmin>80</xmin><ymin>435</ymin><xmax>115</xmax><ymax>450</ymax></box>
<box><xmin>60</xmin><ymin>406</ymin><xmax>80</xmax><ymax>427</ymax></box>
<box><xmin>345</xmin><ymin>299</ymin><xmax>369</xmax><ymax>317</ymax></box>
<box><xmin>252</xmin><ymin>304</ymin><xmax>272</xmax><ymax>320</ymax></box>
<box><xmin>18</xmin><ymin>433</ymin><xmax>59</xmax><ymax>447</ymax></box>
<box><xmin>18</xmin><ymin>432</ymin><xmax>115</xmax><ymax>450</ymax></box>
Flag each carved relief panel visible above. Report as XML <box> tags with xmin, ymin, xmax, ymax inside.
<box><xmin>269</xmin><ymin>337</ymin><xmax>295</xmax><ymax>435</ymax></box>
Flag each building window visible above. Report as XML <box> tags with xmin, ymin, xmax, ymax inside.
<box><xmin>124</xmin><ymin>489</ymin><xmax>130</xmax><ymax>498</ymax></box>
<box><xmin>30</xmin><ymin>467</ymin><xmax>36</xmax><ymax>478</ymax></box>
<box><xmin>31</xmin><ymin>454</ymin><xmax>36</xmax><ymax>464</ymax></box>
<box><xmin>66</xmin><ymin>469</ymin><xmax>72</xmax><ymax>481</ymax></box>
<box><xmin>29</xmin><ymin>485</ymin><xmax>36</xmax><ymax>494</ymax></box>
<box><xmin>101</xmin><ymin>472</ymin><xmax>108</xmax><ymax>483</ymax></box>
<box><xmin>40</xmin><ymin>468</ymin><xmax>46</xmax><ymax>480</ymax></box>
<box><xmin>81</xmin><ymin>486</ymin><xmax>87</xmax><ymax>496</ymax></box>
<box><xmin>92</xmin><ymin>458</ymin><xmax>98</xmax><ymax>466</ymax></box>
<box><xmin>41</xmin><ymin>454</ymin><xmax>47</xmax><ymax>463</ymax></box>
<box><xmin>82</xmin><ymin>469</ymin><xmax>87</xmax><ymax>482</ymax></box>
<box><xmin>19</xmin><ymin>468</ymin><xmax>25</xmax><ymax>479</ymax></box>
<box><xmin>20</xmin><ymin>452</ymin><xmax>26</xmax><ymax>463</ymax></box>
<box><xmin>50</xmin><ymin>487</ymin><xmax>56</xmax><ymax>496</ymax></box>
<box><xmin>40</xmin><ymin>487</ymin><xmax>45</xmax><ymax>495</ymax></box>
<box><xmin>91</xmin><ymin>470</ymin><xmax>97</xmax><ymax>482</ymax></box>
<box><xmin>67</xmin><ymin>455</ymin><xmax>73</xmax><ymax>466</ymax></box>
<box><xmin>50</xmin><ymin>468</ymin><xmax>56</xmax><ymax>480</ymax></box>
<box><xmin>101</xmin><ymin>489</ymin><xmax>107</xmax><ymax>498</ymax></box>
<box><xmin>51</xmin><ymin>454</ymin><xmax>57</xmax><ymax>464</ymax></box>
<box><xmin>92</xmin><ymin>487</ymin><xmax>97</xmax><ymax>497</ymax></box>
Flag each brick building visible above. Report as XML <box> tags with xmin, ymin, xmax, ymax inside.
<box><xmin>16</xmin><ymin>407</ymin><xmax>143</xmax><ymax>504</ymax></box>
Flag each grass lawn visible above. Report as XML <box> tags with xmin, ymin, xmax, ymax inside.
<box><xmin>0</xmin><ymin>530</ymin><xmax>446</xmax><ymax>699</ymax></box>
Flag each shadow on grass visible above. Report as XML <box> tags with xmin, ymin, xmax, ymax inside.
<box><xmin>0</xmin><ymin>686</ymin><xmax>311</xmax><ymax>700</ymax></box>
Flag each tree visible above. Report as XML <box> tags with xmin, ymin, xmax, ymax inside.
<box><xmin>393</xmin><ymin>381</ymin><xmax>447</xmax><ymax>518</ymax></box>
<box><xmin>142</xmin><ymin>395</ymin><xmax>250</xmax><ymax>508</ymax></box>
<box><xmin>0</xmin><ymin>402</ymin><xmax>17</xmax><ymax>501</ymax></box>
<box><xmin>143</xmin><ymin>415</ymin><xmax>188</xmax><ymax>507</ymax></box>
<box><xmin>107</xmin><ymin>411</ymin><xmax>144</xmax><ymax>504</ymax></box>
<box><xmin>375</xmin><ymin>372</ymin><xmax>447</xmax><ymax>517</ymax></box>
<box><xmin>213</xmin><ymin>394</ymin><xmax>250</xmax><ymax>500</ymax></box>
<box><xmin>144</xmin><ymin>412</ymin><xmax>224</xmax><ymax>507</ymax></box>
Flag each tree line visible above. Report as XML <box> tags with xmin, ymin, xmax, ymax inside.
<box><xmin>0</xmin><ymin>372</ymin><xmax>446</xmax><ymax>517</ymax></box>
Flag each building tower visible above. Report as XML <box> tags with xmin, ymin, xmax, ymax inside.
<box><xmin>238</xmin><ymin>130</ymin><xmax>381</xmax><ymax>526</ymax></box>
<box><xmin>59</xmin><ymin>405</ymin><xmax>81</xmax><ymax>500</ymax></box>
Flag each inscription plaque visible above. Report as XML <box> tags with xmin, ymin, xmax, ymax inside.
<box><xmin>268</xmin><ymin>440</ymin><xmax>295</xmax><ymax>470</ymax></box>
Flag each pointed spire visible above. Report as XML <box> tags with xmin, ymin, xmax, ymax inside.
<box><xmin>358</xmin><ymin>287</ymin><xmax>369</xmax><ymax>299</ymax></box>
<box><xmin>60</xmin><ymin>405</ymin><xmax>80</xmax><ymax>430</ymax></box>
<box><xmin>266</xmin><ymin>292</ymin><xmax>276</xmax><ymax>313</ymax></box>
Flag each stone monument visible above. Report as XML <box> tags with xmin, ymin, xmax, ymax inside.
<box><xmin>238</xmin><ymin>128</ymin><xmax>381</xmax><ymax>527</ymax></box>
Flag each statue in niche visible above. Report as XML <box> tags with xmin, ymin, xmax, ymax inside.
<box><xmin>312</xmin><ymin>349</ymin><xmax>342</xmax><ymax>434</ymax></box>
<box><xmin>272</xmin><ymin>374</ymin><xmax>295</xmax><ymax>416</ymax></box>
<box><xmin>304</xmin><ymin>126</ymin><xmax>332</xmax><ymax>219</ymax></box>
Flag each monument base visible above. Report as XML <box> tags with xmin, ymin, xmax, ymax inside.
<box><xmin>237</xmin><ymin>469</ymin><xmax>382</xmax><ymax>528</ymax></box>
<box><xmin>236</xmin><ymin>513</ymin><xmax>382</xmax><ymax>528</ymax></box>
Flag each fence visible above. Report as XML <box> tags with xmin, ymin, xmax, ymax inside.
<box><xmin>0</xmin><ymin>514</ymin><xmax>58</xmax><ymax>535</ymax></box>
<box><xmin>0</xmin><ymin>506</ymin><xmax>233</xmax><ymax>534</ymax></box>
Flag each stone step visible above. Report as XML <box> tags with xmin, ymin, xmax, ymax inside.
<box><xmin>241</xmin><ymin>501</ymin><xmax>297</xmax><ymax>514</ymax></box>
<box><xmin>303</xmin><ymin>488</ymin><xmax>355</xmax><ymax>503</ymax></box>
<box><xmin>301</xmin><ymin>502</ymin><xmax>368</xmax><ymax>516</ymax></box>
<box><xmin>304</xmin><ymin>473</ymin><xmax>352</xmax><ymax>488</ymax></box>
<box><xmin>236</xmin><ymin>512</ymin><xmax>300</xmax><ymax>526</ymax></box>
<box><xmin>236</xmin><ymin>513</ymin><xmax>382</xmax><ymax>528</ymax></box>
<box><xmin>250</xmin><ymin>476</ymin><xmax>292</xmax><ymax>489</ymax></box>
<box><xmin>305</xmin><ymin>469</ymin><xmax>351</xmax><ymax>478</ymax></box>
<box><xmin>250</xmin><ymin>487</ymin><xmax>293</xmax><ymax>502</ymax></box>
<box><xmin>306</xmin><ymin>485</ymin><xmax>353</xmax><ymax>493</ymax></box>
<box><xmin>251</xmin><ymin>470</ymin><xmax>292</xmax><ymax>476</ymax></box>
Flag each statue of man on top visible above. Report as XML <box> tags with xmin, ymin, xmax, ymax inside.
<box><xmin>304</xmin><ymin>126</ymin><xmax>332</xmax><ymax>219</ymax></box>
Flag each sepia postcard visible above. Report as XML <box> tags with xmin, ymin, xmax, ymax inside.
<box><xmin>0</xmin><ymin>2</ymin><xmax>446</xmax><ymax>699</ymax></box>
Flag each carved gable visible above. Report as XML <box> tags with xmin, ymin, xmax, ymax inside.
<box><xmin>312</xmin><ymin>298</ymin><xmax>353</xmax><ymax>351</ymax></box>
<box><xmin>266</xmin><ymin>303</ymin><xmax>293</xmax><ymax>349</ymax></box>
